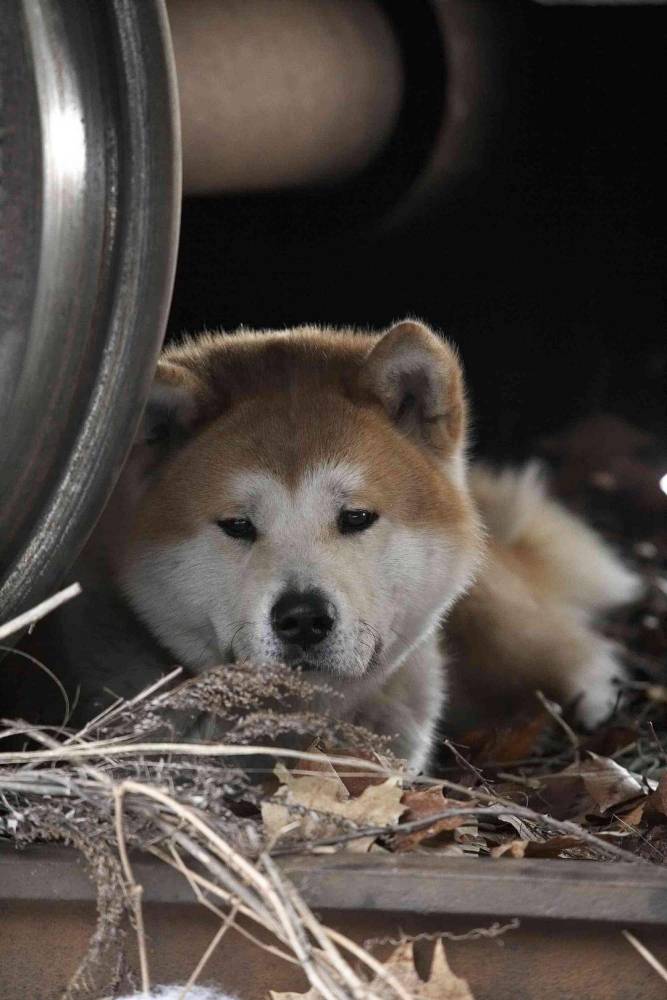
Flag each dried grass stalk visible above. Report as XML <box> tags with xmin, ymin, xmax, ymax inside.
<box><xmin>0</xmin><ymin>660</ymin><xmax>404</xmax><ymax>999</ymax></box>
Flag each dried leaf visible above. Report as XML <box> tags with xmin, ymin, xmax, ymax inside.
<box><xmin>400</xmin><ymin>785</ymin><xmax>445</xmax><ymax>816</ymax></box>
<box><xmin>618</xmin><ymin>801</ymin><xmax>647</xmax><ymax>827</ymax></box>
<box><xmin>525</xmin><ymin>836</ymin><xmax>586</xmax><ymax>858</ymax></box>
<box><xmin>393</xmin><ymin>786</ymin><xmax>470</xmax><ymax>851</ymax></box>
<box><xmin>582</xmin><ymin>725</ymin><xmax>638</xmax><ymax>758</ymax></box>
<box><xmin>292</xmin><ymin>745</ymin><xmax>397</xmax><ymax>796</ymax></box>
<box><xmin>453</xmin><ymin>819</ymin><xmax>481</xmax><ymax>848</ymax></box>
<box><xmin>421</xmin><ymin>939</ymin><xmax>475</xmax><ymax>1000</ymax></box>
<box><xmin>579</xmin><ymin>754</ymin><xmax>644</xmax><ymax>813</ymax></box>
<box><xmin>540</xmin><ymin>754</ymin><xmax>645</xmax><ymax>820</ymax></box>
<box><xmin>498</xmin><ymin>813</ymin><xmax>541</xmax><ymax>842</ymax></box>
<box><xmin>372</xmin><ymin>938</ymin><xmax>417</xmax><ymax>988</ymax></box>
<box><xmin>369</xmin><ymin>938</ymin><xmax>475</xmax><ymax>999</ymax></box>
<box><xmin>339</xmin><ymin>777</ymin><xmax>405</xmax><ymax>826</ymax></box>
<box><xmin>624</xmin><ymin>822</ymin><xmax>667</xmax><ymax>862</ymax></box>
<box><xmin>460</xmin><ymin>711</ymin><xmax>548</xmax><ymax>767</ymax></box>
<box><xmin>491</xmin><ymin>839</ymin><xmax>528</xmax><ymax>858</ymax></box>
<box><xmin>320</xmin><ymin>745</ymin><xmax>396</xmax><ymax>797</ymax></box>
<box><xmin>270</xmin><ymin>938</ymin><xmax>475</xmax><ymax>999</ymax></box>
<box><xmin>283</xmin><ymin>758</ymin><xmax>349</xmax><ymax>804</ymax></box>
<box><xmin>529</xmin><ymin>771</ymin><xmax>593</xmax><ymax>821</ymax></box>
<box><xmin>261</xmin><ymin>800</ymin><xmax>297</xmax><ymax>845</ymax></box>
<box><xmin>647</xmin><ymin>772</ymin><xmax>667</xmax><ymax>821</ymax></box>
<box><xmin>262</xmin><ymin>758</ymin><xmax>405</xmax><ymax>848</ymax></box>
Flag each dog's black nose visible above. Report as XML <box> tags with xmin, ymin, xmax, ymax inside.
<box><xmin>271</xmin><ymin>590</ymin><xmax>335</xmax><ymax>649</ymax></box>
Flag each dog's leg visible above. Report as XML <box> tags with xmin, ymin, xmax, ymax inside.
<box><xmin>351</xmin><ymin>636</ymin><xmax>445</xmax><ymax>773</ymax></box>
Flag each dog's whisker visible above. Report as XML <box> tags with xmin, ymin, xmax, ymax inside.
<box><xmin>229</xmin><ymin>621</ymin><xmax>256</xmax><ymax>658</ymax></box>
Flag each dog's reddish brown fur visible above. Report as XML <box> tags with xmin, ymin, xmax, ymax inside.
<box><xmin>130</xmin><ymin>324</ymin><xmax>474</xmax><ymax>548</ymax></box>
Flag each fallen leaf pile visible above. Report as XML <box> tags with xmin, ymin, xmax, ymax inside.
<box><xmin>259</xmin><ymin>738</ymin><xmax>667</xmax><ymax>863</ymax></box>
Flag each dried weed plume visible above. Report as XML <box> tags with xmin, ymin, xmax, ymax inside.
<box><xmin>0</xmin><ymin>648</ymin><xmax>407</xmax><ymax>1000</ymax></box>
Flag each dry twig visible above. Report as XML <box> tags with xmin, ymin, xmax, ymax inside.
<box><xmin>0</xmin><ymin>582</ymin><xmax>81</xmax><ymax>640</ymax></box>
<box><xmin>622</xmin><ymin>930</ymin><xmax>667</xmax><ymax>984</ymax></box>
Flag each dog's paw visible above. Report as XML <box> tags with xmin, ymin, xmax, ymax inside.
<box><xmin>572</xmin><ymin>639</ymin><xmax>627</xmax><ymax>730</ymax></box>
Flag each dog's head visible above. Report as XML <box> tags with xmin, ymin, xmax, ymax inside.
<box><xmin>114</xmin><ymin>321</ymin><xmax>482</xmax><ymax>681</ymax></box>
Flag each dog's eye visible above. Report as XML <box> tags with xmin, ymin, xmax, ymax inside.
<box><xmin>338</xmin><ymin>509</ymin><xmax>378</xmax><ymax>535</ymax></box>
<box><xmin>217</xmin><ymin>517</ymin><xmax>257</xmax><ymax>541</ymax></box>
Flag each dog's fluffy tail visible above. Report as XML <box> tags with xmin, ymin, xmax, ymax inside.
<box><xmin>469</xmin><ymin>462</ymin><xmax>640</xmax><ymax>616</ymax></box>
<box><xmin>446</xmin><ymin>463</ymin><xmax>640</xmax><ymax>732</ymax></box>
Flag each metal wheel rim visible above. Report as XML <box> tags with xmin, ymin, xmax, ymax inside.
<box><xmin>0</xmin><ymin>0</ymin><xmax>181</xmax><ymax>619</ymax></box>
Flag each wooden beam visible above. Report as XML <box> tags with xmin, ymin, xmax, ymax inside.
<box><xmin>2</xmin><ymin>844</ymin><xmax>666</xmax><ymax>925</ymax></box>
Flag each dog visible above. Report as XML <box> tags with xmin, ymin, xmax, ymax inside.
<box><xmin>14</xmin><ymin>320</ymin><xmax>638</xmax><ymax>771</ymax></box>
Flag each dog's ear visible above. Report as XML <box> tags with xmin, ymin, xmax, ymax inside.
<box><xmin>118</xmin><ymin>363</ymin><xmax>211</xmax><ymax>500</ymax></box>
<box><xmin>137</xmin><ymin>361</ymin><xmax>212</xmax><ymax>457</ymax></box>
<box><xmin>358</xmin><ymin>319</ymin><xmax>467</xmax><ymax>464</ymax></box>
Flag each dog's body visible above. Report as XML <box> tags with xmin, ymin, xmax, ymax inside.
<box><xmin>17</xmin><ymin>322</ymin><xmax>638</xmax><ymax>770</ymax></box>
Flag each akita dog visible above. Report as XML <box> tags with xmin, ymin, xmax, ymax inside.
<box><xmin>21</xmin><ymin>321</ymin><xmax>638</xmax><ymax>771</ymax></box>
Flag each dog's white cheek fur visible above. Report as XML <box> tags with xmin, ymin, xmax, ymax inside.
<box><xmin>119</xmin><ymin>533</ymin><xmax>234</xmax><ymax>669</ymax></box>
<box><xmin>374</xmin><ymin>524</ymin><xmax>478</xmax><ymax>670</ymax></box>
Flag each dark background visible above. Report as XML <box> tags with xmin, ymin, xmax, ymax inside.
<box><xmin>166</xmin><ymin>0</ymin><xmax>666</xmax><ymax>463</ymax></box>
